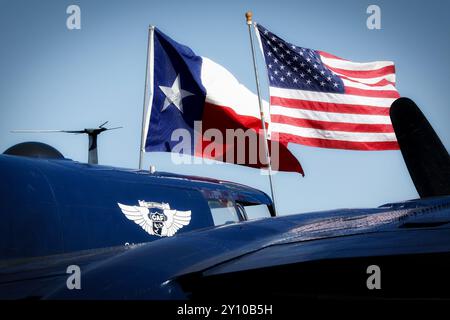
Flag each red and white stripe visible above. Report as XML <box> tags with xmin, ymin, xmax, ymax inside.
<box><xmin>269</xmin><ymin>51</ymin><xmax>400</xmax><ymax>150</ymax></box>
<box><xmin>197</xmin><ymin>58</ymin><xmax>304</xmax><ymax>174</ymax></box>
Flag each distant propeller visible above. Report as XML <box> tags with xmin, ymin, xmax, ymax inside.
<box><xmin>11</xmin><ymin>122</ymin><xmax>123</xmax><ymax>165</ymax></box>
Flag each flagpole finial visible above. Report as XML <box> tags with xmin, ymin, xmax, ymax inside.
<box><xmin>245</xmin><ymin>11</ymin><xmax>253</xmax><ymax>25</ymax></box>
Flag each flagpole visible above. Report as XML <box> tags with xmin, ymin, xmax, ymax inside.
<box><xmin>245</xmin><ymin>11</ymin><xmax>278</xmax><ymax>215</ymax></box>
<box><xmin>139</xmin><ymin>26</ymin><xmax>155</xmax><ymax>170</ymax></box>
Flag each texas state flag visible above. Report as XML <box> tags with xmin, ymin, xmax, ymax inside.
<box><xmin>143</xmin><ymin>27</ymin><xmax>303</xmax><ymax>175</ymax></box>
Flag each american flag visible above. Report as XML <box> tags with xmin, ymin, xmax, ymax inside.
<box><xmin>255</xmin><ymin>24</ymin><xmax>400</xmax><ymax>150</ymax></box>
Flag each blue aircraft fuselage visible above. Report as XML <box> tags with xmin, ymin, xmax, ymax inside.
<box><xmin>0</xmin><ymin>154</ymin><xmax>449</xmax><ymax>300</ymax></box>
<box><xmin>0</xmin><ymin>154</ymin><xmax>272</xmax><ymax>260</ymax></box>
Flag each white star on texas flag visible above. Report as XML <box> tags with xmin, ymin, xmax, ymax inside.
<box><xmin>159</xmin><ymin>74</ymin><xmax>194</xmax><ymax>113</ymax></box>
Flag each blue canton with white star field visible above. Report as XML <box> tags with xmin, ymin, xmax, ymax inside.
<box><xmin>257</xmin><ymin>25</ymin><xmax>344</xmax><ymax>93</ymax></box>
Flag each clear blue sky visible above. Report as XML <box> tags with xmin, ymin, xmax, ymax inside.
<box><xmin>1</xmin><ymin>0</ymin><xmax>449</xmax><ymax>214</ymax></box>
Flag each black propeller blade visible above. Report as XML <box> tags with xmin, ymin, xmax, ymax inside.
<box><xmin>390</xmin><ymin>97</ymin><xmax>450</xmax><ymax>198</ymax></box>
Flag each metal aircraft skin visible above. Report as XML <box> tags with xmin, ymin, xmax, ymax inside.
<box><xmin>0</xmin><ymin>97</ymin><xmax>449</xmax><ymax>300</ymax></box>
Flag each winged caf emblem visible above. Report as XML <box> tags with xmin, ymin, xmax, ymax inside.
<box><xmin>118</xmin><ymin>200</ymin><xmax>191</xmax><ymax>237</ymax></box>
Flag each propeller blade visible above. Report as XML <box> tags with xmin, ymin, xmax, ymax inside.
<box><xmin>12</xmin><ymin>130</ymin><xmax>66</xmax><ymax>133</ymax></box>
<box><xmin>390</xmin><ymin>97</ymin><xmax>450</xmax><ymax>198</ymax></box>
<box><xmin>105</xmin><ymin>126</ymin><xmax>123</xmax><ymax>131</ymax></box>
<box><xmin>11</xmin><ymin>129</ymin><xmax>85</xmax><ymax>134</ymax></box>
<box><xmin>63</xmin><ymin>130</ymin><xmax>86</xmax><ymax>134</ymax></box>
<box><xmin>99</xmin><ymin>121</ymin><xmax>109</xmax><ymax>128</ymax></box>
